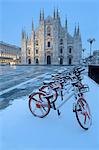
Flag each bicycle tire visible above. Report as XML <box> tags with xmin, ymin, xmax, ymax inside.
<box><xmin>75</xmin><ymin>98</ymin><xmax>92</xmax><ymax>130</ymax></box>
<box><xmin>29</xmin><ymin>92</ymin><xmax>51</xmax><ymax>118</ymax></box>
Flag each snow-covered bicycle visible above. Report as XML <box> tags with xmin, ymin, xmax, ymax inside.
<box><xmin>28</xmin><ymin>67</ymin><xmax>92</xmax><ymax>130</ymax></box>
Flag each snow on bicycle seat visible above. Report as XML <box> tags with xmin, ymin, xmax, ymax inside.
<box><xmin>43</xmin><ymin>80</ymin><xmax>54</xmax><ymax>85</ymax></box>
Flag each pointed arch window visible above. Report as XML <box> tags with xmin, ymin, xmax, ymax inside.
<box><xmin>47</xmin><ymin>26</ymin><xmax>51</xmax><ymax>36</ymax></box>
<box><xmin>48</xmin><ymin>41</ymin><xmax>50</xmax><ymax>47</ymax></box>
<box><xmin>60</xmin><ymin>39</ymin><xmax>63</xmax><ymax>45</ymax></box>
<box><xmin>36</xmin><ymin>49</ymin><xmax>38</xmax><ymax>54</ymax></box>
<box><xmin>60</xmin><ymin>48</ymin><xmax>63</xmax><ymax>54</ymax></box>
<box><xmin>68</xmin><ymin>47</ymin><xmax>72</xmax><ymax>53</ymax></box>
<box><xmin>69</xmin><ymin>48</ymin><xmax>72</xmax><ymax>53</ymax></box>
<box><xmin>28</xmin><ymin>49</ymin><xmax>30</xmax><ymax>54</ymax></box>
<box><xmin>36</xmin><ymin>40</ymin><xmax>38</xmax><ymax>46</ymax></box>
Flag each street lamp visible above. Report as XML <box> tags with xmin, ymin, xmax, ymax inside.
<box><xmin>87</xmin><ymin>38</ymin><xmax>95</xmax><ymax>58</ymax></box>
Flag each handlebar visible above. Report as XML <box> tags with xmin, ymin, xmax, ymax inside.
<box><xmin>78</xmin><ymin>68</ymin><xmax>85</xmax><ymax>73</ymax></box>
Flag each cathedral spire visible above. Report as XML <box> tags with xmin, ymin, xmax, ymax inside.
<box><xmin>77</xmin><ymin>23</ymin><xmax>80</xmax><ymax>35</ymax></box>
<box><xmin>65</xmin><ymin>17</ymin><xmax>68</xmax><ymax>31</ymax></box>
<box><xmin>22</xmin><ymin>29</ymin><xmax>24</xmax><ymax>39</ymax></box>
<box><xmin>76</xmin><ymin>23</ymin><xmax>81</xmax><ymax>41</ymax></box>
<box><xmin>57</xmin><ymin>8</ymin><xmax>59</xmax><ymax>18</ymax></box>
<box><xmin>42</xmin><ymin>8</ymin><xmax>44</xmax><ymax>20</ymax></box>
<box><xmin>22</xmin><ymin>28</ymin><xmax>26</xmax><ymax>39</ymax></box>
<box><xmin>27</xmin><ymin>34</ymin><xmax>28</xmax><ymax>41</ymax></box>
<box><xmin>74</xmin><ymin>24</ymin><xmax>77</xmax><ymax>36</ymax></box>
<box><xmin>40</xmin><ymin>9</ymin><xmax>41</xmax><ymax>21</ymax></box>
<box><xmin>40</xmin><ymin>9</ymin><xmax>44</xmax><ymax>21</ymax></box>
<box><xmin>32</xmin><ymin>18</ymin><xmax>34</xmax><ymax>31</ymax></box>
<box><xmin>53</xmin><ymin>8</ymin><xmax>55</xmax><ymax>19</ymax></box>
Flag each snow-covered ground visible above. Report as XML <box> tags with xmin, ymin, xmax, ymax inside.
<box><xmin>0</xmin><ymin>68</ymin><xmax>99</xmax><ymax>150</ymax></box>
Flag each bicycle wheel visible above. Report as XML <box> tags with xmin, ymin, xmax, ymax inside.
<box><xmin>39</xmin><ymin>85</ymin><xmax>57</xmax><ymax>103</ymax></box>
<box><xmin>75</xmin><ymin>98</ymin><xmax>92</xmax><ymax>130</ymax></box>
<box><xmin>29</xmin><ymin>92</ymin><xmax>51</xmax><ymax>118</ymax></box>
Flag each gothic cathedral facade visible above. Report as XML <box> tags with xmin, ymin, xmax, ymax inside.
<box><xmin>21</xmin><ymin>9</ymin><xmax>82</xmax><ymax>65</ymax></box>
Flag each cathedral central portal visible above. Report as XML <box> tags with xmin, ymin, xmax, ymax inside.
<box><xmin>47</xmin><ymin>55</ymin><xmax>51</xmax><ymax>64</ymax></box>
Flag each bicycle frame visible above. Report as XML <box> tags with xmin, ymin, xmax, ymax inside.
<box><xmin>56</xmin><ymin>91</ymin><xmax>74</xmax><ymax>110</ymax></box>
<box><xmin>50</xmin><ymin>84</ymin><xmax>79</xmax><ymax>115</ymax></box>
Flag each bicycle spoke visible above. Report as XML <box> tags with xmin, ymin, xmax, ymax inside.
<box><xmin>29</xmin><ymin>92</ymin><xmax>50</xmax><ymax>118</ymax></box>
<box><xmin>75</xmin><ymin>98</ymin><xmax>91</xmax><ymax>130</ymax></box>
<box><xmin>41</xmin><ymin>105</ymin><xmax>47</xmax><ymax>112</ymax></box>
<box><xmin>33</xmin><ymin>106</ymin><xmax>37</xmax><ymax>114</ymax></box>
<box><xmin>40</xmin><ymin>107</ymin><xmax>46</xmax><ymax>115</ymax></box>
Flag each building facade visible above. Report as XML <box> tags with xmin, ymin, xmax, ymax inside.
<box><xmin>21</xmin><ymin>9</ymin><xmax>82</xmax><ymax>65</ymax></box>
<box><xmin>0</xmin><ymin>41</ymin><xmax>21</xmax><ymax>64</ymax></box>
<box><xmin>92</xmin><ymin>50</ymin><xmax>99</xmax><ymax>64</ymax></box>
<box><xmin>85</xmin><ymin>50</ymin><xmax>99</xmax><ymax>65</ymax></box>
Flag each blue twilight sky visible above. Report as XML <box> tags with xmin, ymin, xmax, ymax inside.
<box><xmin>0</xmin><ymin>0</ymin><xmax>99</xmax><ymax>57</ymax></box>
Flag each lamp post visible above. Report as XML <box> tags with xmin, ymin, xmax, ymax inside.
<box><xmin>87</xmin><ymin>38</ymin><xmax>95</xmax><ymax>58</ymax></box>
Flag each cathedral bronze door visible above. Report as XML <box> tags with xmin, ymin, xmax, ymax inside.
<box><xmin>47</xmin><ymin>55</ymin><xmax>51</xmax><ymax>64</ymax></box>
<box><xmin>69</xmin><ymin>58</ymin><xmax>72</xmax><ymax>65</ymax></box>
<box><xmin>36</xmin><ymin>58</ymin><xmax>39</xmax><ymax>64</ymax></box>
<box><xmin>60</xmin><ymin>58</ymin><xmax>63</xmax><ymax>65</ymax></box>
<box><xmin>28</xmin><ymin>58</ymin><xmax>31</xmax><ymax>64</ymax></box>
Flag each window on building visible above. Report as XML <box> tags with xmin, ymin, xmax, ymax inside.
<box><xmin>36</xmin><ymin>49</ymin><xmax>38</xmax><ymax>54</ymax></box>
<box><xmin>48</xmin><ymin>41</ymin><xmax>50</xmax><ymax>47</ymax></box>
<box><xmin>60</xmin><ymin>39</ymin><xmax>63</xmax><ymax>45</ymax></box>
<box><xmin>60</xmin><ymin>48</ymin><xmax>63</xmax><ymax>54</ymax></box>
<box><xmin>69</xmin><ymin>48</ymin><xmax>72</xmax><ymax>53</ymax></box>
<box><xmin>36</xmin><ymin>40</ymin><xmax>38</xmax><ymax>46</ymax></box>
<box><xmin>28</xmin><ymin>49</ymin><xmax>30</xmax><ymax>54</ymax></box>
<box><xmin>47</xmin><ymin>26</ymin><xmax>51</xmax><ymax>36</ymax></box>
<box><xmin>69</xmin><ymin>58</ymin><xmax>72</xmax><ymax>65</ymax></box>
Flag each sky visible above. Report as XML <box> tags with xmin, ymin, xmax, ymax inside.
<box><xmin>0</xmin><ymin>0</ymin><xmax>99</xmax><ymax>57</ymax></box>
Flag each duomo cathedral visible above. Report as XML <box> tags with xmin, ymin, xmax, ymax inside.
<box><xmin>21</xmin><ymin>9</ymin><xmax>82</xmax><ymax>65</ymax></box>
